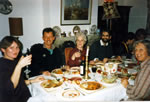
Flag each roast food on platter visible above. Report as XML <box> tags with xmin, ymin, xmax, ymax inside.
<box><xmin>68</xmin><ymin>77</ymin><xmax>82</xmax><ymax>85</ymax></box>
<box><xmin>62</xmin><ymin>90</ymin><xmax>80</xmax><ymax>98</ymax></box>
<box><xmin>41</xmin><ymin>79</ymin><xmax>63</xmax><ymax>88</ymax></box>
<box><xmin>51</xmin><ymin>69</ymin><xmax>63</xmax><ymax>74</ymax></box>
<box><xmin>80</xmin><ymin>81</ymin><xmax>102</xmax><ymax>90</ymax></box>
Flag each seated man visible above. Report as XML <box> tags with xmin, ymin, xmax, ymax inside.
<box><xmin>89</xmin><ymin>29</ymin><xmax>113</xmax><ymax>64</ymax></box>
<box><xmin>28</xmin><ymin>27</ymin><xmax>63</xmax><ymax>77</ymax></box>
<box><xmin>115</xmin><ymin>32</ymin><xmax>135</xmax><ymax>59</ymax></box>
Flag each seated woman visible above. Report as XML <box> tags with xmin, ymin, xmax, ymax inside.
<box><xmin>67</xmin><ymin>32</ymin><xmax>87</xmax><ymax>67</ymax></box>
<box><xmin>0</xmin><ymin>36</ymin><xmax>44</xmax><ymax>102</ymax></box>
<box><xmin>122</xmin><ymin>40</ymin><xmax>150</xmax><ymax>101</ymax></box>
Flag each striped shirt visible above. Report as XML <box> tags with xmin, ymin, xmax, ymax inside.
<box><xmin>126</xmin><ymin>58</ymin><xmax>150</xmax><ymax>100</ymax></box>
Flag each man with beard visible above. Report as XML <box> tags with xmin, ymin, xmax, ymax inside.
<box><xmin>89</xmin><ymin>30</ymin><xmax>113</xmax><ymax>64</ymax></box>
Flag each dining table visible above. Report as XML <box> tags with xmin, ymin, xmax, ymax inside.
<box><xmin>27</xmin><ymin>58</ymin><xmax>139</xmax><ymax>102</ymax></box>
<box><xmin>26</xmin><ymin>66</ymin><xmax>134</xmax><ymax>102</ymax></box>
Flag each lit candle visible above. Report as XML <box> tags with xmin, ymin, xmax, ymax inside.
<box><xmin>86</xmin><ymin>46</ymin><xmax>89</xmax><ymax>56</ymax></box>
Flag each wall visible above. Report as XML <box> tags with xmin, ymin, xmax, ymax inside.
<box><xmin>0</xmin><ymin>0</ymin><xmax>98</xmax><ymax>53</ymax></box>
<box><xmin>98</xmin><ymin>0</ymin><xmax>147</xmax><ymax>33</ymax></box>
<box><xmin>124</xmin><ymin>0</ymin><xmax>147</xmax><ymax>32</ymax></box>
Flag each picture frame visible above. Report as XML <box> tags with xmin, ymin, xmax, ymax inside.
<box><xmin>61</xmin><ymin>0</ymin><xmax>92</xmax><ymax>25</ymax></box>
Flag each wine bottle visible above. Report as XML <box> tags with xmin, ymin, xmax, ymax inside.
<box><xmin>80</xmin><ymin>57</ymin><xmax>85</xmax><ymax>76</ymax></box>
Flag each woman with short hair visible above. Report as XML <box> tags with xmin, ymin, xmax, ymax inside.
<box><xmin>67</xmin><ymin>32</ymin><xmax>87</xmax><ymax>67</ymax></box>
<box><xmin>122</xmin><ymin>40</ymin><xmax>150</xmax><ymax>100</ymax></box>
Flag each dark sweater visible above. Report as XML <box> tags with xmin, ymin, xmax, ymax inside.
<box><xmin>115</xmin><ymin>42</ymin><xmax>132</xmax><ymax>58</ymax></box>
<box><xmin>28</xmin><ymin>44</ymin><xmax>63</xmax><ymax>77</ymax></box>
<box><xmin>0</xmin><ymin>58</ymin><xmax>31</xmax><ymax>102</ymax></box>
<box><xmin>89</xmin><ymin>40</ymin><xmax>113</xmax><ymax>61</ymax></box>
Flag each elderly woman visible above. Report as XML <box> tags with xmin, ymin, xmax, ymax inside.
<box><xmin>68</xmin><ymin>32</ymin><xmax>87</xmax><ymax>67</ymax></box>
<box><xmin>0</xmin><ymin>36</ymin><xmax>44</xmax><ymax>102</ymax></box>
<box><xmin>122</xmin><ymin>40</ymin><xmax>150</xmax><ymax>101</ymax></box>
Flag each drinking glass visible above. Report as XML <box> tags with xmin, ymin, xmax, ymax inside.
<box><xmin>61</xmin><ymin>65</ymin><xmax>67</xmax><ymax>75</ymax></box>
<box><xmin>91</xmin><ymin>66</ymin><xmax>97</xmax><ymax>79</ymax></box>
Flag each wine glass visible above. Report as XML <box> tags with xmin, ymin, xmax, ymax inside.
<box><xmin>61</xmin><ymin>65</ymin><xmax>67</xmax><ymax>74</ymax></box>
<box><xmin>91</xmin><ymin>66</ymin><xmax>97</xmax><ymax>80</ymax></box>
<box><xmin>23</xmin><ymin>48</ymin><xmax>31</xmax><ymax>79</ymax></box>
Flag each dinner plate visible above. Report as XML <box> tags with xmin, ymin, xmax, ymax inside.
<box><xmin>53</xmin><ymin>26</ymin><xmax>61</xmax><ymax>37</ymax></box>
<box><xmin>128</xmin><ymin>69</ymin><xmax>137</xmax><ymax>75</ymax></box>
<box><xmin>41</xmin><ymin>79</ymin><xmax>63</xmax><ymax>92</ymax></box>
<box><xmin>73</xmin><ymin>25</ymin><xmax>81</xmax><ymax>35</ymax></box>
<box><xmin>90</xmin><ymin>25</ymin><xmax>97</xmax><ymax>34</ymax></box>
<box><xmin>70</xmin><ymin>67</ymin><xmax>80</xmax><ymax>70</ymax></box>
<box><xmin>62</xmin><ymin>90</ymin><xmax>80</xmax><ymax>98</ymax></box>
<box><xmin>69</xmin><ymin>69</ymin><xmax>80</xmax><ymax>75</ymax></box>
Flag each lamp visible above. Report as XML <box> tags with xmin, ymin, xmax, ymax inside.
<box><xmin>102</xmin><ymin>1</ymin><xmax>120</xmax><ymax>30</ymax></box>
<box><xmin>9</xmin><ymin>17</ymin><xmax>23</xmax><ymax>36</ymax></box>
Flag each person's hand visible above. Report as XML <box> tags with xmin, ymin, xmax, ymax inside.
<box><xmin>116</xmin><ymin>56</ymin><xmax>122</xmax><ymax>61</ymax></box>
<box><xmin>63</xmin><ymin>65</ymin><xmax>70</xmax><ymax>71</ymax></box>
<box><xmin>42</xmin><ymin>71</ymin><xmax>51</xmax><ymax>76</ymax></box>
<box><xmin>103</xmin><ymin>58</ymin><xmax>108</xmax><ymax>63</ymax></box>
<box><xmin>17</xmin><ymin>55</ymin><xmax>32</xmax><ymax>69</ymax></box>
<box><xmin>121</xmin><ymin>78</ymin><xmax>128</xmax><ymax>88</ymax></box>
<box><xmin>89</xmin><ymin>60</ymin><xmax>95</xmax><ymax>65</ymax></box>
<box><xmin>31</xmin><ymin>76</ymin><xmax>45</xmax><ymax>83</ymax></box>
<box><xmin>71</xmin><ymin>51</ymin><xmax>81</xmax><ymax>60</ymax></box>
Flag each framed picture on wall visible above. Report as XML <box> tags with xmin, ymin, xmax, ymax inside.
<box><xmin>61</xmin><ymin>0</ymin><xmax>92</xmax><ymax>25</ymax></box>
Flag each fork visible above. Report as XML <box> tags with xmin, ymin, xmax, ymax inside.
<box><xmin>74</xmin><ymin>87</ymin><xmax>86</xmax><ymax>96</ymax></box>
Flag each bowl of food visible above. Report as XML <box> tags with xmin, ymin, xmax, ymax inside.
<box><xmin>80</xmin><ymin>81</ymin><xmax>102</xmax><ymax>90</ymax></box>
<box><xmin>102</xmin><ymin>75</ymin><xmax>117</xmax><ymax>84</ymax></box>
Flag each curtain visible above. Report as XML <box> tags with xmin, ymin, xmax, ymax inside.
<box><xmin>146</xmin><ymin>0</ymin><xmax>150</xmax><ymax>33</ymax></box>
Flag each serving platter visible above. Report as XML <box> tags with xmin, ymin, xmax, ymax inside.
<box><xmin>80</xmin><ymin>81</ymin><xmax>102</xmax><ymax>90</ymax></box>
<box><xmin>78</xmin><ymin>81</ymin><xmax>105</xmax><ymax>94</ymax></box>
<box><xmin>41</xmin><ymin>79</ymin><xmax>63</xmax><ymax>92</ymax></box>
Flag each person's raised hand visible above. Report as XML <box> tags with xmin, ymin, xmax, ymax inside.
<box><xmin>17</xmin><ymin>55</ymin><xmax>32</xmax><ymax>69</ymax></box>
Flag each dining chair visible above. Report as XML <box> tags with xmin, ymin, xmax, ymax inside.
<box><xmin>65</xmin><ymin>47</ymin><xmax>73</xmax><ymax>65</ymax></box>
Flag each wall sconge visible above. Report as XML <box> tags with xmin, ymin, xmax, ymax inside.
<box><xmin>9</xmin><ymin>17</ymin><xmax>23</xmax><ymax>36</ymax></box>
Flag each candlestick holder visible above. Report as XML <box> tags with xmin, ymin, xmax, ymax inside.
<box><xmin>83</xmin><ymin>46</ymin><xmax>90</xmax><ymax>80</ymax></box>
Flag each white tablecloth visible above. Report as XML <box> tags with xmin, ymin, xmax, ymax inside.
<box><xmin>27</xmin><ymin>74</ymin><xmax>128</xmax><ymax>102</ymax></box>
